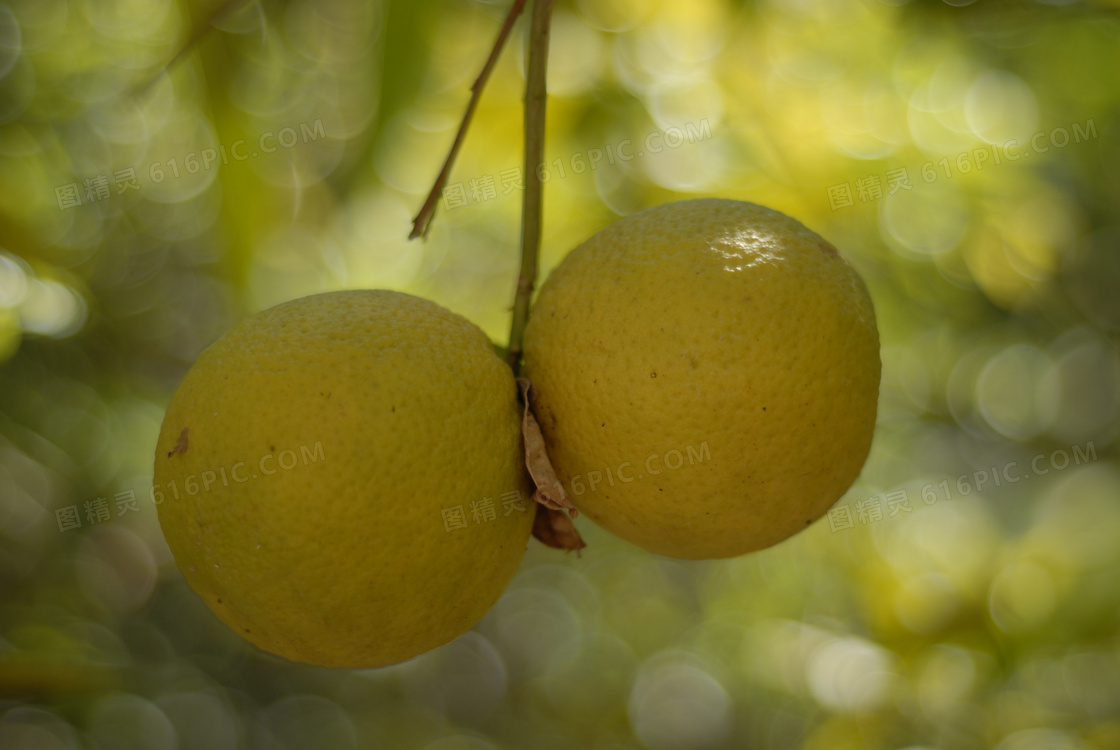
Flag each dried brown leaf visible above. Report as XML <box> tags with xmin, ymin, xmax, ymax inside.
<box><xmin>532</xmin><ymin>505</ymin><xmax>587</xmax><ymax>554</ymax></box>
<box><xmin>517</xmin><ymin>377</ymin><xmax>585</xmax><ymax>553</ymax></box>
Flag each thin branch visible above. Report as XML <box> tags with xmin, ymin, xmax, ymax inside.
<box><xmin>505</xmin><ymin>0</ymin><xmax>552</xmax><ymax>373</ymax></box>
<box><xmin>409</xmin><ymin>0</ymin><xmax>529</xmax><ymax>240</ymax></box>
<box><xmin>129</xmin><ymin>0</ymin><xmax>254</xmax><ymax>101</ymax></box>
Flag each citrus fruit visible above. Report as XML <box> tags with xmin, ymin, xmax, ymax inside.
<box><xmin>153</xmin><ymin>290</ymin><xmax>534</xmax><ymax>668</ymax></box>
<box><xmin>522</xmin><ymin>199</ymin><xmax>880</xmax><ymax>559</ymax></box>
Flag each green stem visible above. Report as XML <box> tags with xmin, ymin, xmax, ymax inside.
<box><xmin>506</xmin><ymin>0</ymin><xmax>552</xmax><ymax>374</ymax></box>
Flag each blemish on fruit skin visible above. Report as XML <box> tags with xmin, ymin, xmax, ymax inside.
<box><xmin>168</xmin><ymin>428</ymin><xmax>189</xmax><ymax>458</ymax></box>
<box><xmin>818</xmin><ymin>240</ymin><xmax>838</xmax><ymax>257</ymax></box>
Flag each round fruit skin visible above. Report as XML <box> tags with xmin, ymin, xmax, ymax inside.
<box><xmin>522</xmin><ymin>199</ymin><xmax>880</xmax><ymax>560</ymax></box>
<box><xmin>153</xmin><ymin>290</ymin><xmax>534</xmax><ymax>668</ymax></box>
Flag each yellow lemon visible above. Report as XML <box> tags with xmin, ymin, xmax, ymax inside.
<box><xmin>153</xmin><ymin>290</ymin><xmax>534</xmax><ymax>667</ymax></box>
<box><xmin>523</xmin><ymin>199</ymin><xmax>880</xmax><ymax>559</ymax></box>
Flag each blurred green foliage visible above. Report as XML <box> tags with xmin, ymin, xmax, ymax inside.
<box><xmin>2</xmin><ymin>0</ymin><xmax>1120</xmax><ymax>748</ymax></box>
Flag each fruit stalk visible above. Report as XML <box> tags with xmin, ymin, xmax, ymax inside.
<box><xmin>506</xmin><ymin>0</ymin><xmax>553</xmax><ymax>374</ymax></box>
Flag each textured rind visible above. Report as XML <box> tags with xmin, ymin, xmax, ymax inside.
<box><xmin>522</xmin><ymin>199</ymin><xmax>880</xmax><ymax>559</ymax></box>
<box><xmin>153</xmin><ymin>290</ymin><xmax>534</xmax><ymax>668</ymax></box>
